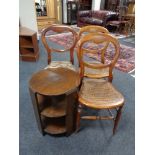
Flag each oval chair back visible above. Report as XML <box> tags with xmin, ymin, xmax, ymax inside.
<box><xmin>77</xmin><ymin>33</ymin><xmax>120</xmax><ymax>81</ymax></box>
<box><xmin>41</xmin><ymin>24</ymin><xmax>78</xmax><ymax>64</ymax></box>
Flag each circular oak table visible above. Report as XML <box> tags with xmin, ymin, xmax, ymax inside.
<box><xmin>29</xmin><ymin>67</ymin><xmax>80</xmax><ymax>136</ymax></box>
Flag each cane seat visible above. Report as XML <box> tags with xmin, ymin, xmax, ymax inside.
<box><xmin>79</xmin><ymin>78</ymin><xmax>124</xmax><ymax>109</ymax></box>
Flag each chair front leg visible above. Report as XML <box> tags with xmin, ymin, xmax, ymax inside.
<box><xmin>76</xmin><ymin>103</ymin><xmax>82</xmax><ymax>132</ymax></box>
<box><xmin>108</xmin><ymin>75</ymin><xmax>113</xmax><ymax>82</ymax></box>
<box><xmin>113</xmin><ymin>105</ymin><xmax>123</xmax><ymax>135</ymax></box>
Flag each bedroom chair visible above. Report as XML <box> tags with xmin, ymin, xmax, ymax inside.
<box><xmin>76</xmin><ymin>33</ymin><xmax>125</xmax><ymax>134</ymax></box>
<box><xmin>41</xmin><ymin>25</ymin><xmax>78</xmax><ymax>71</ymax></box>
<box><xmin>78</xmin><ymin>25</ymin><xmax>114</xmax><ymax>81</ymax></box>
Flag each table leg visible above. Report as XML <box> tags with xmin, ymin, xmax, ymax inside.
<box><xmin>66</xmin><ymin>91</ymin><xmax>78</xmax><ymax>136</ymax></box>
<box><xmin>29</xmin><ymin>88</ymin><xmax>45</xmax><ymax>135</ymax></box>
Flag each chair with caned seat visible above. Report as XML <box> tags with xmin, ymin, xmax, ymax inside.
<box><xmin>78</xmin><ymin>25</ymin><xmax>113</xmax><ymax>81</ymax></box>
<box><xmin>76</xmin><ymin>33</ymin><xmax>125</xmax><ymax>134</ymax></box>
<box><xmin>41</xmin><ymin>25</ymin><xmax>78</xmax><ymax>71</ymax></box>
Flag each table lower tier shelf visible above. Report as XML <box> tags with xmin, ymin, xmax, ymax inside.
<box><xmin>43</xmin><ymin>117</ymin><xmax>67</xmax><ymax>135</ymax></box>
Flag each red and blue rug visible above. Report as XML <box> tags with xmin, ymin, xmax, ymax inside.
<box><xmin>47</xmin><ymin>33</ymin><xmax>135</xmax><ymax>73</ymax></box>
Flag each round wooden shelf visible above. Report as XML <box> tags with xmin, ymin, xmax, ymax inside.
<box><xmin>44</xmin><ymin>118</ymin><xmax>66</xmax><ymax>134</ymax></box>
<box><xmin>41</xmin><ymin>100</ymin><xmax>67</xmax><ymax>118</ymax></box>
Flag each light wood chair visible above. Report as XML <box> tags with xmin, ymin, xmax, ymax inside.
<box><xmin>78</xmin><ymin>25</ymin><xmax>113</xmax><ymax>81</ymax></box>
<box><xmin>76</xmin><ymin>33</ymin><xmax>125</xmax><ymax>134</ymax></box>
<box><xmin>41</xmin><ymin>25</ymin><xmax>78</xmax><ymax>71</ymax></box>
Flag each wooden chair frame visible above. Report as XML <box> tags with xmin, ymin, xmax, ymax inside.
<box><xmin>41</xmin><ymin>24</ymin><xmax>78</xmax><ymax>64</ymax></box>
<box><xmin>77</xmin><ymin>33</ymin><xmax>120</xmax><ymax>81</ymax></box>
<box><xmin>78</xmin><ymin>25</ymin><xmax>115</xmax><ymax>81</ymax></box>
<box><xmin>76</xmin><ymin>33</ymin><xmax>124</xmax><ymax>134</ymax></box>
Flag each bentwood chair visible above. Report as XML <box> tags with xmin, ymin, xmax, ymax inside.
<box><xmin>78</xmin><ymin>25</ymin><xmax>113</xmax><ymax>81</ymax></box>
<box><xmin>76</xmin><ymin>33</ymin><xmax>125</xmax><ymax>134</ymax></box>
<box><xmin>41</xmin><ymin>25</ymin><xmax>78</xmax><ymax>71</ymax></box>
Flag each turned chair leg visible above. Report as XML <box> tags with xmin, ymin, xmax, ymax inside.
<box><xmin>76</xmin><ymin>103</ymin><xmax>82</xmax><ymax>132</ymax></box>
<box><xmin>113</xmin><ymin>105</ymin><xmax>123</xmax><ymax>135</ymax></box>
<box><xmin>108</xmin><ymin>75</ymin><xmax>113</xmax><ymax>82</ymax></box>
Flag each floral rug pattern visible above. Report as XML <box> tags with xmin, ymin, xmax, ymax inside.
<box><xmin>47</xmin><ymin>33</ymin><xmax>135</xmax><ymax>73</ymax></box>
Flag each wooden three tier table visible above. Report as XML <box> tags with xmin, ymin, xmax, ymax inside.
<box><xmin>29</xmin><ymin>68</ymin><xmax>80</xmax><ymax>136</ymax></box>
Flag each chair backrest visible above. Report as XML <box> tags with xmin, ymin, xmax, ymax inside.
<box><xmin>41</xmin><ymin>24</ymin><xmax>78</xmax><ymax>64</ymax></box>
<box><xmin>77</xmin><ymin>33</ymin><xmax>120</xmax><ymax>80</ymax></box>
<box><xmin>78</xmin><ymin>25</ymin><xmax>109</xmax><ymax>39</ymax></box>
<box><xmin>78</xmin><ymin>26</ymin><xmax>109</xmax><ymax>65</ymax></box>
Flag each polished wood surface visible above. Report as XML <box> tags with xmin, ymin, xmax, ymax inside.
<box><xmin>76</xmin><ymin>33</ymin><xmax>125</xmax><ymax>134</ymax></box>
<box><xmin>29</xmin><ymin>68</ymin><xmax>80</xmax><ymax>96</ymax></box>
<box><xmin>29</xmin><ymin>67</ymin><xmax>80</xmax><ymax>135</ymax></box>
<box><xmin>41</xmin><ymin>99</ymin><xmax>67</xmax><ymax>117</ymax></box>
<box><xmin>19</xmin><ymin>27</ymin><xmax>39</xmax><ymax>61</ymax></box>
<box><xmin>43</xmin><ymin>117</ymin><xmax>66</xmax><ymax>134</ymax></box>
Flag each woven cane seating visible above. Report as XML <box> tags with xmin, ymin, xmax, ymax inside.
<box><xmin>78</xmin><ymin>25</ymin><xmax>112</xmax><ymax>80</ymax></box>
<box><xmin>79</xmin><ymin>78</ymin><xmax>124</xmax><ymax>109</ymax></box>
<box><xmin>41</xmin><ymin>25</ymin><xmax>78</xmax><ymax>71</ymax></box>
<box><xmin>76</xmin><ymin>33</ymin><xmax>125</xmax><ymax>134</ymax></box>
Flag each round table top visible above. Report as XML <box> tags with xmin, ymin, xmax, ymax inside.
<box><xmin>29</xmin><ymin>68</ymin><xmax>80</xmax><ymax>96</ymax></box>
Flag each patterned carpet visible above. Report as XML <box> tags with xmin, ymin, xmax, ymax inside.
<box><xmin>46</xmin><ymin>33</ymin><xmax>135</xmax><ymax>73</ymax></box>
<box><xmin>123</xmin><ymin>37</ymin><xmax>135</xmax><ymax>44</ymax></box>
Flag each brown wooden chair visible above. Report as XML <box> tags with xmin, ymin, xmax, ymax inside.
<box><xmin>76</xmin><ymin>33</ymin><xmax>125</xmax><ymax>134</ymax></box>
<box><xmin>41</xmin><ymin>24</ymin><xmax>78</xmax><ymax>71</ymax></box>
<box><xmin>78</xmin><ymin>25</ymin><xmax>113</xmax><ymax>81</ymax></box>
